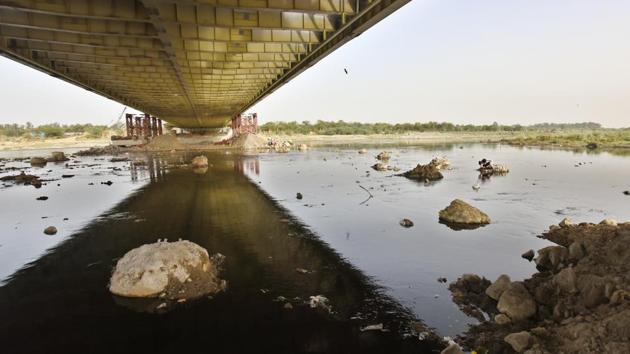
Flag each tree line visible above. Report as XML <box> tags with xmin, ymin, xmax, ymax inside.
<box><xmin>0</xmin><ymin>122</ymin><xmax>115</xmax><ymax>138</ymax></box>
<box><xmin>259</xmin><ymin>120</ymin><xmax>605</xmax><ymax>135</ymax></box>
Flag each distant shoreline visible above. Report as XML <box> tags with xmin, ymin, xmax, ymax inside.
<box><xmin>2</xmin><ymin>130</ymin><xmax>628</xmax><ymax>152</ymax></box>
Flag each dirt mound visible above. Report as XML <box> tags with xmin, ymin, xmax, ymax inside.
<box><xmin>144</xmin><ymin>135</ymin><xmax>186</xmax><ymax>151</ymax></box>
<box><xmin>231</xmin><ymin>133</ymin><xmax>267</xmax><ymax>150</ymax></box>
<box><xmin>449</xmin><ymin>220</ymin><xmax>630</xmax><ymax>353</ymax></box>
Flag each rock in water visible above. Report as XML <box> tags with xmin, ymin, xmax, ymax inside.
<box><xmin>51</xmin><ymin>151</ymin><xmax>68</xmax><ymax>162</ymax></box>
<box><xmin>30</xmin><ymin>157</ymin><xmax>47</xmax><ymax>166</ymax></box>
<box><xmin>400</xmin><ymin>162</ymin><xmax>443</xmax><ymax>181</ymax></box>
<box><xmin>376</xmin><ymin>151</ymin><xmax>391</xmax><ymax>161</ymax></box>
<box><xmin>297</xmin><ymin>144</ymin><xmax>308</xmax><ymax>151</ymax></box>
<box><xmin>438</xmin><ymin>199</ymin><xmax>490</xmax><ymax>225</ymax></box>
<box><xmin>109</xmin><ymin>240</ymin><xmax>225</xmax><ymax>300</ymax></box>
<box><xmin>191</xmin><ymin>155</ymin><xmax>208</xmax><ymax>168</ymax></box>
<box><xmin>372</xmin><ymin>162</ymin><xmax>388</xmax><ymax>171</ymax></box>
<box><xmin>43</xmin><ymin>226</ymin><xmax>57</xmax><ymax>235</ymax></box>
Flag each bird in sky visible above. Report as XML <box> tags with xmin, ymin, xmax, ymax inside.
<box><xmin>344</xmin><ymin>68</ymin><xmax>348</xmax><ymax>74</ymax></box>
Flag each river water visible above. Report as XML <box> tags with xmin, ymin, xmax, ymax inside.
<box><xmin>0</xmin><ymin>144</ymin><xmax>629</xmax><ymax>354</ymax></box>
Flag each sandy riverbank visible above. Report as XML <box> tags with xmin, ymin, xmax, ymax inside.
<box><xmin>1</xmin><ymin>132</ymin><xmax>513</xmax><ymax>152</ymax></box>
<box><xmin>267</xmin><ymin>131</ymin><xmax>516</xmax><ymax>147</ymax></box>
<box><xmin>0</xmin><ymin>135</ymin><xmax>110</xmax><ymax>151</ymax></box>
<box><xmin>4</xmin><ymin>130</ymin><xmax>628</xmax><ymax>153</ymax></box>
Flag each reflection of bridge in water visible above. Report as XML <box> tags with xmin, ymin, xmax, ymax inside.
<box><xmin>0</xmin><ymin>152</ymin><xmax>442</xmax><ymax>353</ymax></box>
<box><xmin>0</xmin><ymin>0</ymin><xmax>411</xmax><ymax>128</ymax></box>
<box><xmin>129</xmin><ymin>152</ymin><xmax>260</xmax><ymax>182</ymax></box>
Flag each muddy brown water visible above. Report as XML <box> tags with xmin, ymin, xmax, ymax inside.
<box><xmin>1</xmin><ymin>144</ymin><xmax>629</xmax><ymax>354</ymax></box>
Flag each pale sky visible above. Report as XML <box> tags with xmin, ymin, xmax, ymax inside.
<box><xmin>1</xmin><ymin>0</ymin><xmax>629</xmax><ymax>127</ymax></box>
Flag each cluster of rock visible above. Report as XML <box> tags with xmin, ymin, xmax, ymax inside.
<box><xmin>109</xmin><ymin>240</ymin><xmax>226</xmax><ymax>303</ymax></box>
<box><xmin>447</xmin><ymin>220</ymin><xmax>630</xmax><ymax>353</ymax></box>
<box><xmin>370</xmin><ymin>151</ymin><xmax>403</xmax><ymax>172</ymax></box>
<box><xmin>28</xmin><ymin>151</ymin><xmax>70</xmax><ymax>167</ymax></box>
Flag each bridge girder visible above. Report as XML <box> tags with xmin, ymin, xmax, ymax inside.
<box><xmin>0</xmin><ymin>0</ymin><xmax>410</xmax><ymax>128</ymax></box>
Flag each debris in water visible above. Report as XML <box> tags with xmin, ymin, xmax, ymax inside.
<box><xmin>585</xmin><ymin>142</ymin><xmax>598</xmax><ymax>150</ymax></box>
<box><xmin>358</xmin><ymin>185</ymin><xmax>373</xmax><ymax>205</ymax></box>
<box><xmin>478</xmin><ymin>158</ymin><xmax>509</xmax><ymax>175</ymax></box>
<box><xmin>399</xmin><ymin>218</ymin><xmax>414</xmax><ymax>228</ymax></box>
<box><xmin>309</xmin><ymin>295</ymin><xmax>331</xmax><ymax>313</ymax></box>
<box><xmin>295</xmin><ymin>268</ymin><xmax>309</xmax><ymax>274</ymax></box>
<box><xmin>360</xmin><ymin>323</ymin><xmax>384</xmax><ymax>332</ymax></box>
<box><xmin>36</xmin><ymin>196</ymin><xmax>48</xmax><ymax>201</ymax></box>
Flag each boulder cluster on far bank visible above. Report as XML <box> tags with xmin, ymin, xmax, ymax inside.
<box><xmin>447</xmin><ymin>219</ymin><xmax>630</xmax><ymax>354</ymax></box>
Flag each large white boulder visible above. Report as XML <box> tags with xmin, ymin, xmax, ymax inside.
<box><xmin>109</xmin><ymin>240</ymin><xmax>225</xmax><ymax>299</ymax></box>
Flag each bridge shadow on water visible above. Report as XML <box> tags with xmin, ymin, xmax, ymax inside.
<box><xmin>0</xmin><ymin>153</ymin><xmax>443</xmax><ymax>354</ymax></box>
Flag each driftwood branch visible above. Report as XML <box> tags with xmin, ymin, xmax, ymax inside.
<box><xmin>358</xmin><ymin>185</ymin><xmax>373</xmax><ymax>205</ymax></box>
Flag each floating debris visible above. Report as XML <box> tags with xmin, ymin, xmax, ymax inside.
<box><xmin>399</xmin><ymin>218</ymin><xmax>414</xmax><ymax>228</ymax></box>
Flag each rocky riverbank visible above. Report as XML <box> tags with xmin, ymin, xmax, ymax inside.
<box><xmin>448</xmin><ymin>219</ymin><xmax>630</xmax><ymax>353</ymax></box>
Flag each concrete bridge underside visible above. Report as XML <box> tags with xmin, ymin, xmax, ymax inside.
<box><xmin>0</xmin><ymin>0</ymin><xmax>409</xmax><ymax>128</ymax></box>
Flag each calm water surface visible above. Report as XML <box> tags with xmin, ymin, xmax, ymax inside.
<box><xmin>0</xmin><ymin>144</ymin><xmax>629</xmax><ymax>353</ymax></box>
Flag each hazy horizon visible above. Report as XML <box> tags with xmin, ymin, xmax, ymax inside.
<box><xmin>1</xmin><ymin>0</ymin><xmax>629</xmax><ymax>128</ymax></box>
